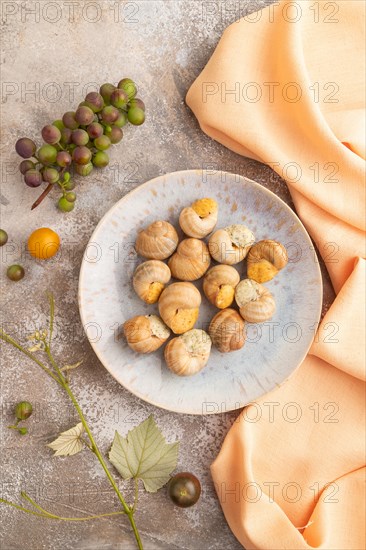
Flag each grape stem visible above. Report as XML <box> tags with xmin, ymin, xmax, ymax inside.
<box><xmin>0</xmin><ymin>295</ymin><xmax>144</xmax><ymax>550</ymax></box>
<box><xmin>31</xmin><ymin>183</ymin><xmax>53</xmax><ymax>210</ymax></box>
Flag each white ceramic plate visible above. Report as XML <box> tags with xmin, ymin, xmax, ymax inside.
<box><xmin>79</xmin><ymin>170</ymin><xmax>322</xmax><ymax>414</ymax></box>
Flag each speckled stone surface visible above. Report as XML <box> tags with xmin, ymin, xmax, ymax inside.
<box><xmin>0</xmin><ymin>1</ymin><xmax>335</xmax><ymax>549</ymax></box>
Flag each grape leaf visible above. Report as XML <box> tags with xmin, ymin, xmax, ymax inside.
<box><xmin>47</xmin><ymin>422</ymin><xmax>84</xmax><ymax>457</ymax></box>
<box><xmin>109</xmin><ymin>415</ymin><xmax>179</xmax><ymax>493</ymax></box>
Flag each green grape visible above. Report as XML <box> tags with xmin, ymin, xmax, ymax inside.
<box><xmin>75</xmin><ymin>162</ymin><xmax>93</xmax><ymax>176</ymax></box>
<box><xmin>15</xmin><ymin>138</ymin><xmax>37</xmax><ymax>159</ymax></box>
<box><xmin>0</xmin><ymin>229</ymin><xmax>8</xmax><ymax>246</ymax></box>
<box><xmin>73</xmin><ymin>146</ymin><xmax>92</xmax><ymax>165</ymax></box>
<box><xmin>52</xmin><ymin>119</ymin><xmax>64</xmax><ymax>131</ymax></box>
<box><xmin>62</xmin><ymin>111</ymin><xmax>79</xmax><ymax>130</ymax></box>
<box><xmin>56</xmin><ymin>151</ymin><xmax>72</xmax><ymax>167</ymax></box>
<box><xmin>42</xmin><ymin>167</ymin><xmax>59</xmax><ymax>184</ymax></box>
<box><xmin>38</xmin><ymin>144</ymin><xmax>58</xmax><ymax>164</ymax></box>
<box><xmin>15</xmin><ymin>401</ymin><xmax>33</xmax><ymax>420</ymax></box>
<box><xmin>7</xmin><ymin>264</ymin><xmax>25</xmax><ymax>281</ymax></box>
<box><xmin>87</xmin><ymin>122</ymin><xmax>104</xmax><ymax>139</ymax></box>
<box><xmin>72</xmin><ymin>129</ymin><xmax>89</xmax><ymax>146</ymax></box>
<box><xmin>127</xmin><ymin>107</ymin><xmax>145</xmax><ymax>126</ymax></box>
<box><xmin>94</xmin><ymin>135</ymin><xmax>111</xmax><ymax>151</ymax></box>
<box><xmin>24</xmin><ymin>169</ymin><xmax>42</xmax><ymax>187</ymax></box>
<box><xmin>58</xmin><ymin>197</ymin><xmax>75</xmax><ymax>212</ymax></box>
<box><xmin>110</xmin><ymin>89</ymin><xmax>128</xmax><ymax>109</ymax></box>
<box><xmin>19</xmin><ymin>160</ymin><xmax>35</xmax><ymax>174</ymax></box>
<box><xmin>60</xmin><ymin>127</ymin><xmax>72</xmax><ymax>145</ymax></box>
<box><xmin>75</xmin><ymin>106</ymin><xmax>94</xmax><ymax>126</ymax></box>
<box><xmin>63</xmin><ymin>179</ymin><xmax>75</xmax><ymax>190</ymax></box>
<box><xmin>85</xmin><ymin>92</ymin><xmax>104</xmax><ymax>113</ymax></box>
<box><xmin>129</xmin><ymin>98</ymin><xmax>145</xmax><ymax>111</ymax></box>
<box><xmin>93</xmin><ymin>151</ymin><xmax>109</xmax><ymax>168</ymax></box>
<box><xmin>65</xmin><ymin>192</ymin><xmax>76</xmax><ymax>202</ymax></box>
<box><xmin>114</xmin><ymin>111</ymin><xmax>128</xmax><ymax>128</ymax></box>
<box><xmin>101</xmin><ymin>105</ymin><xmax>119</xmax><ymax>124</ymax></box>
<box><xmin>100</xmin><ymin>83</ymin><xmax>116</xmax><ymax>104</ymax></box>
<box><xmin>41</xmin><ymin>124</ymin><xmax>61</xmax><ymax>145</ymax></box>
<box><xmin>105</xmin><ymin>126</ymin><xmax>123</xmax><ymax>144</ymax></box>
<box><xmin>118</xmin><ymin>78</ymin><xmax>137</xmax><ymax>99</ymax></box>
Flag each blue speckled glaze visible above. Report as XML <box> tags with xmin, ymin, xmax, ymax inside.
<box><xmin>79</xmin><ymin>170</ymin><xmax>322</xmax><ymax>414</ymax></box>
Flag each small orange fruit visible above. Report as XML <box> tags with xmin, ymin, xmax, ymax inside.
<box><xmin>27</xmin><ymin>227</ymin><xmax>60</xmax><ymax>260</ymax></box>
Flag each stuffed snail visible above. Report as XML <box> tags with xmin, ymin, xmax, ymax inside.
<box><xmin>164</xmin><ymin>329</ymin><xmax>212</xmax><ymax>376</ymax></box>
<box><xmin>135</xmin><ymin>220</ymin><xmax>178</xmax><ymax>260</ymax></box>
<box><xmin>133</xmin><ymin>260</ymin><xmax>171</xmax><ymax>304</ymax></box>
<box><xmin>168</xmin><ymin>238</ymin><xmax>210</xmax><ymax>281</ymax></box>
<box><xmin>209</xmin><ymin>309</ymin><xmax>245</xmax><ymax>353</ymax></box>
<box><xmin>203</xmin><ymin>265</ymin><xmax>240</xmax><ymax>309</ymax></box>
<box><xmin>247</xmin><ymin>239</ymin><xmax>288</xmax><ymax>283</ymax></box>
<box><xmin>235</xmin><ymin>279</ymin><xmax>275</xmax><ymax>323</ymax></box>
<box><xmin>179</xmin><ymin>198</ymin><xmax>218</xmax><ymax>238</ymax></box>
<box><xmin>123</xmin><ymin>315</ymin><xmax>170</xmax><ymax>353</ymax></box>
<box><xmin>158</xmin><ymin>282</ymin><xmax>201</xmax><ymax>334</ymax></box>
<box><xmin>208</xmin><ymin>224</ymin><xmax>255</xmax><ymax>265</ymax></box>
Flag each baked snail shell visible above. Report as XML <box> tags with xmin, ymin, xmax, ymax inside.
<box><xmin>133</xmin><ymin>260</ymin><xmax>171</xmax><ymax>304</ymax></box>
<box><xmin>203</xmin><ymin>265</ymin><xmax>240</xmax><ymax>309</ymax></box>
<box><xmin>235</xmin><ymin>279</ymin><xmax>275</xmax><ymax>323</ymax></box>
<box><xmin>208</xmin><ymin>224</ymin><xmax>255</xmax><ymax>265</ymax></box>
<box><xmin>158</xmin><ymin>282</ymin><xmax>201</xmax><ymax>334</ymax></box>
<box><xmin>123</xmin><ymin>314</ymin><xmax>170</xmax><ymax>353</ymax></box>
<box><xmin>164</xmin><ymin>329</ymin><xmax>212</xmax><ymax>376</ymax></box>
<box><xmin>135</xmin><ymin>220</ymin><xmax>178</xmax><ymax>260</ymax></box>
<box><xmin>209</xmin><ymin>308</ymin><xmax>245</xmax><ymax>353</ymax></box>
<box><xmin>247</xmin><ymin>240</ymin><xmax>288</xmax><ymax>283</ymax></box>
<box><xmin>179</xmin><ymin>198</ymin><xmax>218</xmax><ymax>238</ymax></box>
<box><xmin>168</xmin><ymin>238</ymin><xmax>210</xmax><ymax>281</ymax></box>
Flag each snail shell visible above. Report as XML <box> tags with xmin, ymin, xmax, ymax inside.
<box><xmin>164</xmin><ymin>329</ymin><xmax>212</xmax><ymax>376</ymax></box>
<box><xmin>168</xmin><ymin>238</ymin><xmax>210</xmax><ymax>281</ymax></box>
<box><xmin>247</xmin><ymin>240</ymin><xmax>288</xmax><ymax>283</ymax></box>
<box><xmin>135</xmin><ymin>220</ymin><xmax>178</xmax><ymax>260</ymax></box>
<box><xmin>179</xmin><ymin>198</ymin><xmax>218</xmax><ymax>238</ymax></box>
<box><xmin>158</xmin><ymin>282</ymin><xmax>201</xmax><ymax>334</ymax></box>
<box><xmin>209</xmin><ymin>309</ymin><xmax>245</xmax><ymax>353</ymax></box>
<box><xmin>235</xmin><ymin>279</ymin><xmax>275</xmax><ymax>323</ymax></box>
<box><xmin>123</xmin><ymin>314</ymin><xmax>170</xmax><ymax>353</ymax></box>
<box><xmin>133</xmin><ymin>260</ymin><xmax>171</xmax><ymax>304</ymax></box>
<box><xmin>208</xmin><ymin>224</ymin><xmax>255</xmax><ymax>265</ymax></box>
<box><xmin>203</xmin><ymin>265</ymin><xmax>240</xmax><ymax>309</ymax></box>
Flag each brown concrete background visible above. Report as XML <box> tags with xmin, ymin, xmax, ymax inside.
<box><xmin>0</xmin><ymin>1</ymin><xmax>334</xmax><ymax>548</ymax></box>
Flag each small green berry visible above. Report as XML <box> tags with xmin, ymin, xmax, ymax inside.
<box><xmin>0</xmin><ymin>229</ymin><xmax>8</xmax><ymax>246</ymax></box>
<box><xmin>15</xmin><ymin>401</ymin><xmax>33</xmax><ymax>420</ymax></box>
<box><xmin>65</xmin><ymin>192</ymin><xmax>76</xmax><ymax>203</ymax></box>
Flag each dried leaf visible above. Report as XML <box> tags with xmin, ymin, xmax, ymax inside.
<box><xmin>60</xmin><ymin>360</ymin><xmax>83</xmax><ymax>372</ymax></box>
<box><xmin>109</xmin><ymin>415</ymin><xmax>179</xmax><ymax>493</ymax></box>
<box><xmin>47</xmin><ymin>423</ymin><xmax>84</xmax><ymax>457</ymax></box>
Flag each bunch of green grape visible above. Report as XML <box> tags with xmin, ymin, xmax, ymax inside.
<box><xmin>15</xmin><ymin>78</ymin><xmax>145</xmax><ymax>212</ymax></box>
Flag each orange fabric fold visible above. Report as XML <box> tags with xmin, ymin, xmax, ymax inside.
<box><xmin>186</xmin><ymin>1</ymin><xmax>366</xmax><ymax>548</ymax></box>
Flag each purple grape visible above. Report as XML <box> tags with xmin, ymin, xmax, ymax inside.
<box><xmin>60</xmin><ymin>127</ymin><xmax>72</xmax><ymax>145</ymax></box>
<box><xmin>87</xmin><ymin>122</ymin><xmax>104</xmax><ymax>139</ymax></box>
<box><xmin>73</xmin><ymin>146</ymin><xmax>92</xmax><ymax>165</ymax></box>
<box><xmin>72</xmin><ymin>129</ymin><xmax>89</xmax><ymax>146</ymax></box>
<box><xmin>19</xmin><ymin>160</ymin><xmax>35</xmax><ymax>174</ymax></box>
<box><xmin>42</xmin><ymin>167</ymin><xmax>59</xmax><ymax>184</ymax></box>
<box><xmin>100</xmin><ymin>83</ymin><xmax>116</xmax><ymax>104</ymax></box>
<box><xmin>41</xmin><ymin>125</ymin><xmax>61</xmax><ymax>144</ymax></box>
<box><xmin>24</xmin><ymin>169</ymin><xmax>42</xmax><ymax>187</ymax></box>
<box><xmin>101</xmin><ymin>105</ymin><xmax>119</xmax><ymax>124</ymax></box>
<box><xmin>129</xmin><ymin>98</ymin><xmax>145</xmax><ymax>111</ymax></box>
<box><xmin>56</xmin><ymin>151</ymin><xmax>72</xmax><ymax>167</ymax></box>
<box><xmin>62</xmin><ymin>111</ymin><xmax>79</xmax><ymax>130</ymax></box>
<box><xmin>75</xmin><ymin>162</ymin><xmax>93</xmax><ymax>176</ymax></box>
<box><xmin>105</xmin><ymin>126</ymin><xmax>123</xmax><ymax>144</ymax></box>
<box><xmin>110</xmin><ymin>89</ymin><xmax>128</xmax><ymax>109</ymax></box>
<box><xmin>85</xmin><ymin>92</ymin><xmax>104</xmax><ymax>113</ymax></box>
<box><xmin>114</xmin><ymin>112</ymin><xmax>127</xmax><ymax>128</ymax></box>
<box><xmin>15</xmin><ymin>138</ymin><xmax>37</xmax><ymax>159</ymax></box>
<box><xmin>75</xmin><ymin>106</ymin><xmax>94</xmax><ymax>126</ymax></box>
